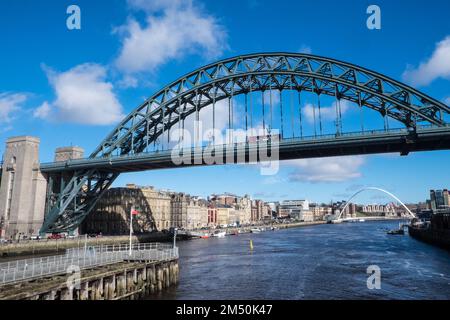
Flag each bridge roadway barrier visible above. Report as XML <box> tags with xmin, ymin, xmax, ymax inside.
<box><xmin>0</xmin><ymin>233</ymin><xmax>173</xmax><ymax>258</ymax></box>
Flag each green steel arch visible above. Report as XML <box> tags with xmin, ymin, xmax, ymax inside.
<box><xmin>40</xmin><ymin>52</ymin><xmax>450</xmax><ymax>234</ymax></box>
<box><xmin>93</xmin><ymin>52</ymin><xmax>450</xmax><ymax>158</ymax></box>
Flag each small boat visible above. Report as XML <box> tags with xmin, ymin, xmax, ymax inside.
<box><xmin>387</xmin><ymin>229</ymin><xmax>404</xmax><ymax>235</ymax></box>
<box><xmin>250</xmin><ymin>228</ymin><xmax>261</xmax><ymax>233</ymax></box>
<box><xmin>200</xmin><ymin>234</ymin><xmax>210</xmax><ymax>239</ymax></box>
<box><xmin>358</xmin><ymin>219</ymin><xmax>366</xmax><ymax>222</ymax></box>
<box><xmin>213</xmin><ymin>231</ymin><xmax>226</xmax><ymax>238</ymax></box>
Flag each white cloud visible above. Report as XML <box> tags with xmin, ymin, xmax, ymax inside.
<box><xmin>34</xmin><ymin>64</ymin><xmax>124</xmax><ymax>125</ymax></box>
<box><xmin>259</xmin><ymin>90</ymin><xmax>281</xmax><ymax>106</ymax></box>
<box><xmin>115</xmin><ymin>0</ymin><xmax>227</xmax><ymax>74</ymax></box>
<box><xmin>402</xmin><ymin>36</ymin><xmax>450</xmax><ymax>87</ymax></box>
<box><xmin>262</xmin><ymin>176</ymin><xmax>286</xmax><ymax>185</ymax></box>
<box><xmin>445</xmin><ymin>97</ymin><xmax>450</xmax><ymax>105</ymax></box>
<box><xmin>127</xmin><ymin>0</ymin><xmax>183</xmax><ymax>13</ymax></box>
<box><xmin>298</xmin><ymin>45</ymin><xmax>312</xmax><ymax>54</ymax></box>
<box><xmin>33</xmin><ymin>101</ymin><xmax>51</xmax><ymax>119</ymax></box>
<box><xmin>0</xmin><ymin>92</ymin><xmax>27</xmax><ymax>124</ymax></box>
<box><xmin>284</xmin><ymin>156</ymin><xmax>365</xmax><ymax>183</ymax></box>
<box><xmin>303</xmin><ymin>100</ymin><xmax>351</xmax><ymax>124</ymax></box>
<box><xmin>117</xmin><ymin>75</ymin><xmax>139</xmax><ymax>89</ymax></box>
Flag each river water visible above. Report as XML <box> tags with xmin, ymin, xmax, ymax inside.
<box><xmin>153</xmin><ymin>221</ymin><xmax>450</xmax><ymax>300</ymax></box>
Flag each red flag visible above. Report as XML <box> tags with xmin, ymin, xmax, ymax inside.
<box><xmin>131</xmin><ymin>208</ymin><xmax>139</xmax><ymax>216</ymax></box>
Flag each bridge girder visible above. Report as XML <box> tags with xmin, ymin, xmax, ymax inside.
<box><xmin>39</xmin><ymin>53</ymin><xmax>450</xmax><ymax>234</ymax></box>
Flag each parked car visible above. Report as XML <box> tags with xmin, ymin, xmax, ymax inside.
<box><xmin>30</xmin><ymin>235</ymin><xmax>41</xmax><ymax>240</ymax></box>
<box><xmin>48</xmin><ymin>233</ymin><xmax>65</xmax><ymax>240</ymax></box>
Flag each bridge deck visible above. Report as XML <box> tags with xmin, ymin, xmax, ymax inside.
<box><xmin>39</xmin><ymin>127</ymin><xmax>450</xmax><ymax>174</ymax></box>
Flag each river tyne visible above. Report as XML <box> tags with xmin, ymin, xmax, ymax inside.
<box><xmin>151</xmin><ymin>221</ymin><xmax>450</xmax><ymax>300</ymax></box>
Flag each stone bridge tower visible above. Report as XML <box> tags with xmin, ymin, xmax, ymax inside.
<box><xmin>0</xmin><ymin>139</ymin><xmax>85</xmax><ymax>239</ymax></box>
<box><xmin>0</xmin><ymin>136</ymin><xmax>47</xmax><ymax>239</ymax></box>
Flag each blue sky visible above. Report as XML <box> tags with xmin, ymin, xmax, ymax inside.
<box><xmin>1</xmin><ymin>0</ymin><xmax>450</xmax><ymax>204</ymax></box>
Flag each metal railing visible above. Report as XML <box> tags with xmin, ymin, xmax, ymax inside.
<box><xmin>0</xmin><ymin>243</ymin><xmax>178</xmax><ymax>286</ymax></box>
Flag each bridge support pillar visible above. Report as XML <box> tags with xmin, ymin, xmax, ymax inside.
<box><xmin>41</xmin><ymin>146</ymin><xmax>85</xmax><ymax>236</ymax></box>
<box><xmin>0</xmin><ymin>136</ymin><xmax>47</xmax><ymax>239</ymax></box>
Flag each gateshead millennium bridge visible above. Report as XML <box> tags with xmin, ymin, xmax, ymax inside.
<box><xmin>36</xmin><ymin>53</ymin><xmax>450</xmax><ymax>234</ymax></box>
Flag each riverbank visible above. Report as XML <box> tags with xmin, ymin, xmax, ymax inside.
<box><xmin>186</xmin><ymin>218</ymin><xmax>406</xmax><ymax>239</ymax></box>
<box><xmin>183</xmin><ymin>220</ymin><xmax>327</xmax><ymax>239</ymax></box>
<box><xmin>0</xmin><ymin>221</ymin><xmax>326</xmax><ymax>259</ymax></box>
<box><xmin>2</xmin><ymin>219</ymin><xmax>396</xmax><ymax>259</ymax></box>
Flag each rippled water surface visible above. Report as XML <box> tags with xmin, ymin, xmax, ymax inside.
<box><xmin>153</xmin><ymin>221</ymin><xmax>450</xmax><ymax>300</ymax></box>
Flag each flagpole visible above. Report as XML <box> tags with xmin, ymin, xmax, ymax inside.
<box><xmin>129</xmin><ymin>206</ymin><xmax>133</xmax><ymax>257</ymax></box>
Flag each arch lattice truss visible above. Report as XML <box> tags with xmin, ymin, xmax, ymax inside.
<box><xmin>40</xmin><ymin>53</ymin><xmax>450</xmax><ymax>233</ymax></box>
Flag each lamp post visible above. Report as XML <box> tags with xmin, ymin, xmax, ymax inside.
<box><xmin>129</xmin><ymin>206</ymin><xmax>133</xmax><ymax>257</ymax></box>
<box><xmin>173</xmin><ymin>228</ymin><xmax>178</xmax><ymax>248</ymax></box>
<box><xmin>129</xmin><ymin>206</ymin><xmax>139</xmax><ymax>257</ymax></box>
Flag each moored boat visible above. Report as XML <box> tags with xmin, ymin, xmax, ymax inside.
<box><xmin>387</xmin><ymin>229</ymin><xmax>404</xmax><ymax>235</ymax></box>
<box><xmin>213</xmin><ymin>231</ymin><xmax>226</xmax><ymax>238</ymax></box>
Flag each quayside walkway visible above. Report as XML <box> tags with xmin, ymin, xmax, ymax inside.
<box><xmin>0</xmin><ymin>243</ymin><xmax>178</xmax><ymax>286</ymax></box>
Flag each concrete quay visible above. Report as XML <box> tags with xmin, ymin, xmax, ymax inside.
<box><xmin>0</xmin><ymin>259</ymin><xmax>179</xmax><ymax>300</ymax></box>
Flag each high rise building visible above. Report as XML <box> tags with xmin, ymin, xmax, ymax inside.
<box><xmin>430</xmin><ymin>189</ymin><xmax>450</xmax><ymax>210</ymax></box>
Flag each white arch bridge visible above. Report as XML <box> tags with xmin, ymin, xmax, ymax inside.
<box><xmin>331</xmin><ymin>187</ymin><xmax>416</xmax><ymax>223</ymax></box>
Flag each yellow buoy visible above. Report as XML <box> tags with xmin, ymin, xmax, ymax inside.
<box><xmin>249</xmin><ymin>239</ymin><xmax>254</xmax><ymax>251</ymax></box>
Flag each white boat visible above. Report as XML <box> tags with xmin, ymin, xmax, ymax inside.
<box><xmin>250</xmin><ymin>228</ymin><xmax>262</xmax><ymax>233</ymax></box>
<box><xmin>213</xmin><ymin>231</ymin><xmax>226</xmax><ymax>238</ymax></box>
<box><xmin>358</xmin><ymin>219</ymin><xmax>366</xmax><ymax>222</ymax></box>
